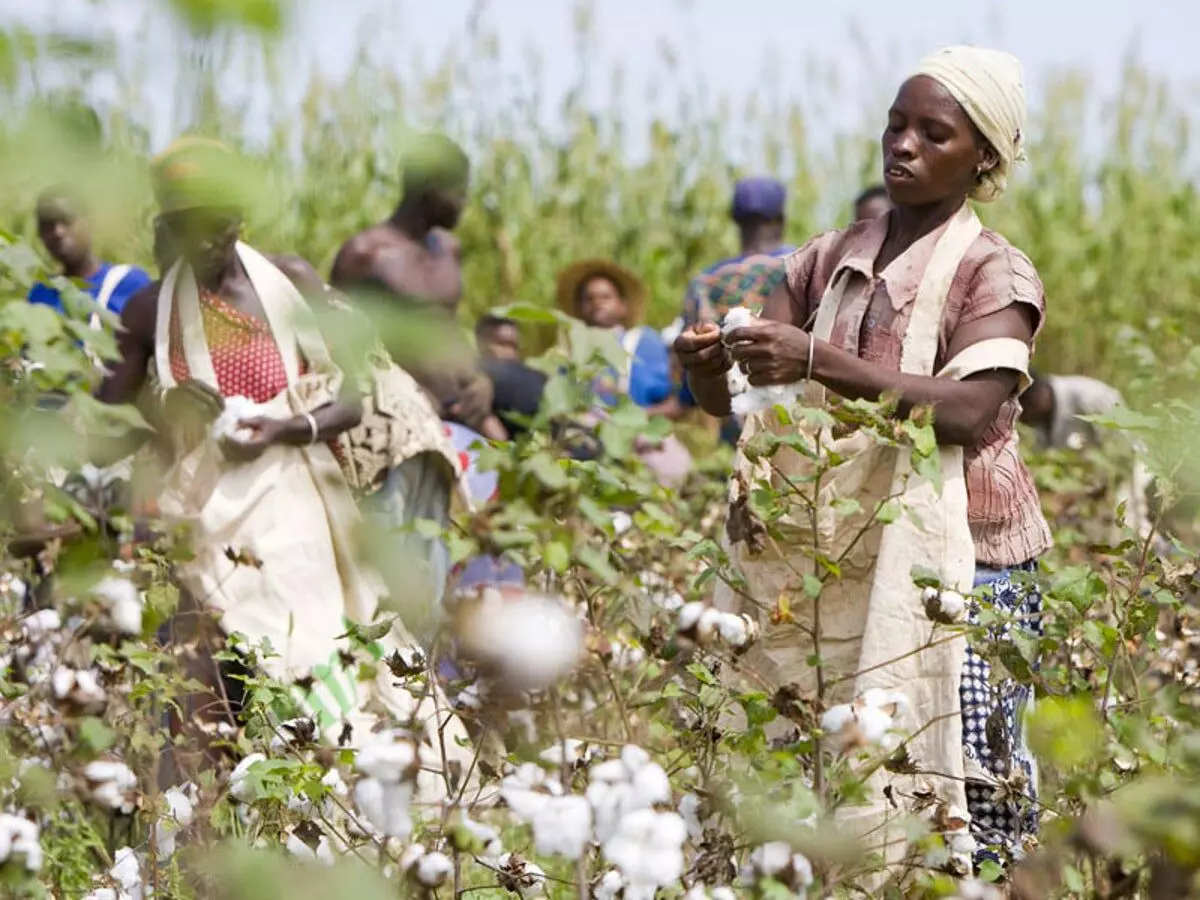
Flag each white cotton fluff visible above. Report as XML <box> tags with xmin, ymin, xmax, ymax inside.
<box><xmin>0</xmin><ymin>814</ymin><xmax>43</xmax><ymax>873</ymax></box>
<box><xmin>211</xmin><ymin>396</ymin><xmax>265</xmax><ymax>446</ymax></box>
<box><xmin>92</xmin><ymin>576</ymin><xmax>144</xmax><ymax>636</ymax></box>
<box><xmin>721</xmin><ymin>307</ymin><xmax>805</xmax><ymax>417</ymax></box>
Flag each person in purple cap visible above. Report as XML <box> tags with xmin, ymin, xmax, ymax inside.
<box><xmin>678</xmin><ymin>176</ymin><xmax>795</xmax><ymax>442</ymax></box>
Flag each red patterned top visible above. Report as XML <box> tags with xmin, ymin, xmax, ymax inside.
<box><xmin>166</xmin><ymin>291</ymin><xmax>347</xmax><ymax>465</ymax></box>
<box><xmin>168</xmin><ymin>290</ymin><xmax>301</xmax><ymax>403</ymax></box>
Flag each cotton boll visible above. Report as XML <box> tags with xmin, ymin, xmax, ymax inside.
<box><xmin>228</xmin><ymin>753</ymin><xmax>266</xmax><ymax>803</ymax></box>
<box><xmin>721</xmin><ymin>307</ymin><xmax>755</xmax><ymax>334</ymax></box>
<box><xmin>923</xmin><ymin>586</ymin><xmax>967</xmax><ymax>625</ymax></box>
<box><xmin>594</xmin><ymin>870</ymin><xmax>625</xmax><ymax>900</ymax></box>
<box><xmin>398</xmin><ymin>843</ymin><xmax>426</xmax><ymax>872</ymax></box>
<box><xmin>354</xmin><ymin>731</ymin><xmax>419</xmax><ymax>785</ymax></box>
<box><xmin>353</xmin><ymin>777</ymin><xmax>414</xmax><ymax>840</ymax></box>
<box><xmin>154</xmin><ymin>785</ymin><xmax>196</xmax><ymax>859</ymax></box>
<box><xmin>211</xmin><ymin>396</ymin><xmax>263</xmax><ymax>446</ymax></box>
<box><xmin>110</xmin><ymin>847</ymin><xmax>142</xmax><ymax>898</ymax></box>
<box><xmin>0</xmin><ymin>813</ymin><xmax>42</xmax><ymax>872</ymax></box>
<box><xmin>22</xmin><ymin>609</ymin><xmax>61</xmax><ymax>640</ymax></box>
<box><xmin>497</xmin><ymin>853</ymin><xmax>547</xmax><ymax>897</ymax></box>
<box><xmin>677</xmin><ymin>603</ymin><xmax>722</xmax><ymax>646</ymax></box>
<box><xmin>746</xmin><ymin>841</ymin><xmax>792</xmax><ymax>878</ymax></box>
<box><xmin>532</xmin><ymin>795</ymin><xmax>593</xmax><ymax>859</ymax></box>
<box><xmin>83</xmin><ymin>760</ymin><xmax>138</xmax><ymax>814</ymax></box>
<box><xmin>677</xmin><ymin>602</ymin><xmax>707</xmax><ymax>633</ymax></box>
<box><xmin>602</xmin><ymin>809</ymin><xmax>687</xmax><ymax>898</ymax></box>
<box><xmin>455</xmin><ymin>592</ymin><xmax>584</xmax><ymax>691</ymax></box>
<box><xmin>855</xmin><ymin>704</ymin><xmax>897</xmax><ymax>748</ymax></box>
<box><xmin>415</xmin><ymin>851</ymin><xmax>453</xmax><ymax>888</ymax></box>
<box><xmin>678</xmin><ymin>793</ymin><xmax>704</xmax><ymax>840</ymax></box>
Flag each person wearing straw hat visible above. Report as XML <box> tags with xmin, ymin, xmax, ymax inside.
<box><xmin>555</xmin><ymin>258</ymin><xmax>677</xmax><ymax>416</ymax></box>
<box><xmin>678</xmin><ymin>47</ymin><xmax>1048</xmax><ymax>873</ymax></box>
<box><xmin>96</xmin><ymin>137</ymin><xmax>474</xmax><ymax>788</ymax></box>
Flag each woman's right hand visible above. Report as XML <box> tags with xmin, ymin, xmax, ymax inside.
<box><xmin>674</xmin><ymin>323</ymin><xmax>731</xmax><ymax>379</ymax></box>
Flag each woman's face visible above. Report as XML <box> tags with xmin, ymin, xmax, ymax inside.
<box><xmin>881</xmin><ymin>75</ymin><xmax>996</xmax><ymax>207</ymax></box>
<box><xmin>577</xmin><ymin>276</ymin><xmax>628</xmax><ymax>329</ymax></box>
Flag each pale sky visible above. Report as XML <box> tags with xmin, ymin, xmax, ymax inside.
<box><xmin>7</xmin><ymin>0</ymin><xmax>1199</xmax><ymax>159</ymax></box>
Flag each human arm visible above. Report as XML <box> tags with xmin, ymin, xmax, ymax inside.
<box><xmin>221</xmin><ymin>255</ymin><xmax>366</xmax><ymax>461</ymax></box>
<box><xmin>726</xmin><ymin>248</ymin><xmax>1042</xmax><ymax>447</ymax></box>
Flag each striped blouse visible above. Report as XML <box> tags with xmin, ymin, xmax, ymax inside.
<box><xmin>782</xmin><ymin>213</ymin><xmax>1053</xmax><ymax>567</ymax></box>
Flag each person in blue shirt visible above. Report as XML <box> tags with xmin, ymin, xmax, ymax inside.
<box><xmin>27</xmin><ymin>186</ymin><xmax>153</xmax><ymax>322</ymax></box>
<box><xmin>678</xmin><ymin>176</ymin><xmax>796</xmax><ymax>443</ymax></box>
<box><xmin>555</xmin><ymin>258</ymin><xmax>679</xmax><ymax>417</ymax></box>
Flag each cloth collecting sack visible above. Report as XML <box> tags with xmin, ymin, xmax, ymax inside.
<box><xmin>715</xmin><ymin>204</ymin><xmax>1032</xmax><ymax>870</ymax></box>
<box><xmin>151</xmin><ymin>243</ymin><xmax>474</xmax><ymax>793</ymax></box>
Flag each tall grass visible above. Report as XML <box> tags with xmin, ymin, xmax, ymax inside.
<box><xmin>2</xmin><ymin>7</ymin><xmax>1199</xmax><ymax>393</ymax></box>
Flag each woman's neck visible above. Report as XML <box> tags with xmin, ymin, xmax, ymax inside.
<box><xmin>877</xmin><ymin>196</ymin><xmax>966</xmax><ymax>272</ymax></box>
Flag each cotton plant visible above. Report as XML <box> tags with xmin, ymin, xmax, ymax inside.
<box><xmin>601</xmin><ymin>807</ymin><xmax>688</xmax><ymax>900</ymax></box>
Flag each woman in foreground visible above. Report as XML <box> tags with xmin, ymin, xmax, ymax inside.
<box><xmin>677</xmin><ymin>47</ymin><xmax>1049</xmax><ymax>872</ymax></box>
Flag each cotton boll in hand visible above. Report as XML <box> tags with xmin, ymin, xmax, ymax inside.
<box><xmin>211</xmin><ymin>396</ymin><xmax>265</xmax><ymax>448</ymax></box>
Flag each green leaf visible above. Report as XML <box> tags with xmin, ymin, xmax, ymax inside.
<box><xmin>78</xmin><ymin>717</ymin><xmax>116</xmax><ymax>755</ymax></box>
<box><xmin>577</xmin><ymin>545</ymin><xmax>618</xmax><ymax>585</ymax></box>
<box><xmin>544</xmin><ymin>540</ymin><xmax>570</xmax><ymax>573</ymax></box>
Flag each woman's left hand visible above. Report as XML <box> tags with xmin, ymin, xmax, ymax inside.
<box><xmin>725</xmin><ymin>321</ymin><xmax>813</xmax><ymax>386</ymax></box>
<box><xmin>220</xmin><ymin>416</ymin><xmax>289</xmax><ymax>462</ymax></box>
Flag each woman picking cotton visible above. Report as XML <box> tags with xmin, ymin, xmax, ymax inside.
<box><xmin>676</xmin><ymin>48</ymin><xmax>1048</xmax><ymax>872</ymax></box>
<box><xmin>97</xmin><ymin>138</ymin><xmax>473</xmax><ymax>792</ymax></box>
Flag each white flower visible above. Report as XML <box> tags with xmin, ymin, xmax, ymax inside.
<box><xmin>587</xmin><ymin>746</ymin><xmax>671</xmax><ymax>843</ymax></box>
<box><xmin>228</xmin><ymin>753</ymin><xmax>266</xmax><ymax>803</ymax></box>
<box><xmin>212</xmin><ymin>396</ymin><xmax>266</xmax><ymax>446</ymax></box>
<box><xmin>456</xmin><ymin>592</ymin><xmax>583</xmax><ymax>690</ymax></box>
<box><xmin>923</xmin><ymin>586</ymin><xmax>967</xmax><ymax>625</ymax></box>
<box><xmin>532</xmin><ymin>795</ymin><xmax>593</xmax><ymax>859</ymax></box>
<box><xmin>83</xmin><ymin>760</ymin><xmax>137</xmax><ymax>814</ymax></box>
<box><xmin>93</xmin><ymin>576</ymin><xmax>144</xmax><ymax>636</ymax></box>
<box><xmin>602</xmin><ymin>809</ymin><xmax>687</xmax><ymax>899</ymax></box>
<box><xmin>154</xmin><ymin>784</ymin><xmax>197</xmax><ymax>859</ymax></box>
<box><xmin>111</xmin><ymin>847</ymin><xmax>143</xmax><ymax>899</ymax></box>
<box><xmin>353</xmin><ymin>776</ymin><xmax>414</xmax><ymax>839</ymax></box>
<box><xmin>500</xmin><ymin>763</ymin><xmax>562</xmax><ymax>821</ymax></box>
<box><xmin>0</xmin><ymin>813</ymin><xmax>42</xmax><ymax>872</ymax></box>
<box><xmin>415</xmin><ymin>851</ymin><xmax>453</xmax><ymax>888</ymax></box>
<box><xmin>355</xmin><ymin>731</ymin><xmax>419</xmax><ymax>784</ymax></box>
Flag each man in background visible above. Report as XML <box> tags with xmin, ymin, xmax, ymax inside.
<box><xmin>678</xmin><ymin>176</ymin><xmax>795</xmax><ymax>443</ymax></box>
<box><xmin>1021</xmin><ymin>368</ymin><xmax>1154</xmax><ymax>539</ymax></box>
<box><xmin>853</xmin><ymin>184</ymin><xmax>892</xmax><ymax>222</ymax></box>
<box><xmin>29</xmin><ymin>185</ymin><xmax>152</xmax><ymax>325</ymax></box>
<box><xmin>475</xmin><ymin>314</ymin><xmax>523</xmax><ymax>363</ymax></box>
<box><xmin>331</xmin><ymin>133</ymin><xmax>507</xmax><ymax>442</ymax></box>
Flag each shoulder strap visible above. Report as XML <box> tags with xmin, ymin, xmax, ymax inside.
<box><xmin>618</xmin><ymin>326</ymin><xmax>645</xmax><ymax>395</ymax></box>
<box><xmin>88</xmin><ymin>264</ymin><xmax>132</xmax><ymax>331</ymax></box>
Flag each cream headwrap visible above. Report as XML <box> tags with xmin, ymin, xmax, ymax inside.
<box><xmin>913</xmin><ymin>45</ymin><xmax>1027</xmax><ymax>203</ymax></box>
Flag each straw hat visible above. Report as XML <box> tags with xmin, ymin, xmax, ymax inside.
<box><xmin>555</xmin><ymin>259</ymin><xmax>647</xmax><ymax>326</ymax></box>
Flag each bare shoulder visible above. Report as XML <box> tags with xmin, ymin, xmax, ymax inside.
<box><xmin>330</xmin><ymin>226</ymin><xmax>417</xmax><ymax>287</ymax></box>
<box><xmin>120</xmin><ymin>280</ymin><xmax>162</xmax><ymax>336</ymax></box>
<box><xmin>268</xmin><ymin>253</ymin><xmax>326</xmax><ymax>294</ymax></box>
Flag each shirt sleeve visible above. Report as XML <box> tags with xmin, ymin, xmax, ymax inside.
<box><xmin>957</xmin><ymin>243</ymin><xmax>1046</xmax><ymax>339</ymax></box>
<box><xmin>628</xmin><ymin>331</ymin><xmax>672</xmax><ymax>407</ymax></box>
<box><xmin>783</xmin><ymin>231</ymin><xmax>841</xmax><ymax>328</ymax></box>
<box><xmin>108</xmin><ymin>267</ymin><xmax>154</xmax><ymax>315</ymax></box>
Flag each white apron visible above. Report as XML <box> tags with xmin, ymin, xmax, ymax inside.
<box><xmin>152</xmin><ymin>244</ymin><xmax>473</xmax><ymax>791</ymax></box>
<box><xmin>717</xmin><ymin>205</ymin><xmax>1031</xmax><ymax>868</ymax></box>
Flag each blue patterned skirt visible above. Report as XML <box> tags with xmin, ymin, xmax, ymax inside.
<box><xmin>961</xmin><ymin>561</ymin><xmax>1041</xmax><ymax>862</ymax></box>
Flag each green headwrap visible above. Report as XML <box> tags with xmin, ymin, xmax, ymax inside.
<box><xmin>150</xmin><ymin>136</ymin><xmax>254</xmax><ymax>214</ymax></box>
